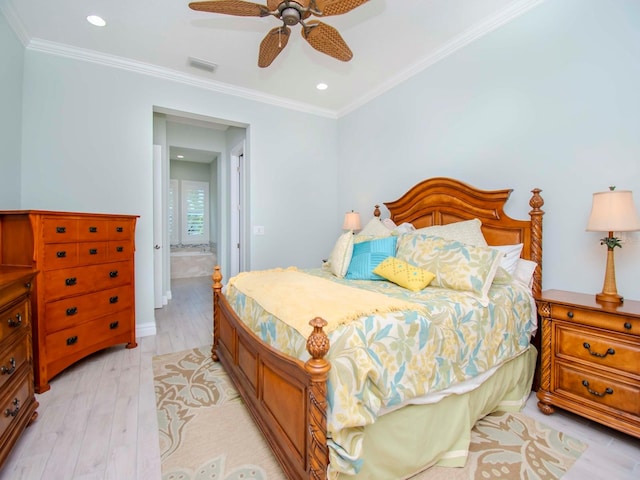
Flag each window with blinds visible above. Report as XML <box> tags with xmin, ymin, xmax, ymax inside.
<box><xmin>170</xmin><ymin>179</ymin><xmax>210</xmax><ymax>245</ymax></box>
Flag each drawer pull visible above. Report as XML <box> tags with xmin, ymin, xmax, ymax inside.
<box><xmin>567</xmin><ymin>311</ymin><xmax>574</xmax><ymax>319</ymax></box>
<box><xmin>116</xmin><ymin>226</ymin><xmax>124</xmax><ymax>232</ymax></box>
<box><xmin>1</xmin><ymin>358</ymin><xmax>16</xmax><ymax>375</ymax></box>
<box><xmin>109</xmin><ymin>270</ymin><xmax>119</xmax><ymax>278</ymax></box>
<box><xmin>89</xmin><ymin>248</ymin><xmax>98</xmax><ymax>255</ymax></box>
<box><xmin>624</xmin><ymin>322</ymin><xmax>632</xmax><ymax>330</ymax></box>
<box><xmin>66</xmin><ymin>307</ymin><xmax>78</xmax><ymax>316</ymax></box>
<box><xmin>4</xmin><ymin>398</ymin><xmax>19</xmax><ymax>417</ymax></box>
<box><xmin>7</xmin><ymin>313</ymin><xmax>22</xmax><ymax>328</ymax></box>
<box><xmin>116</xmin><ymin>246</ymin><xmax>124</xmax><ymax>252</ymax></box>
<box><xmin>581</xmin><ymin>380</ymin><xmax>613</xmax><ymax>397</ymax></box>
<box><xmin>65</xmin><ymin>277</ymin><xmax>77</xmax><ymax>286</ymax></box>
<box><xmin>66</xmin><ymin>336</ymin><xmax>78</xmax><ymax>346</ymax></box>
<box><xmin>582</xmin><ymin>342</ymin><xmax>615</xmax><ymax>358</ymax></box>
<box><xmin>56</xmin><ymin>250</ymin><xmax>67</xmax><ymax>258</ymax></box>
<box><xmin>109</xmin><ymin>296</ymin><xmax>119</xmax><ymax>304</ymax></box>
<box><xmin>56</xmin><ymin>226</ymin><xmax>66</xmax><ymax>234</ymax></box>
<box><xmin>89</xmin><ymin>226</ymin><xmax>98</xmax><ymax>233</ymax></box>
<box><xmin>110</xmin><ymin>321</ymin><xmax>119</xmax><ymax>330</ymax></box>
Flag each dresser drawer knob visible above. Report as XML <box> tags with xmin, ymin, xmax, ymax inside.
<box><xmin>66</xmin><ymin>307</ymin><xmax>78</xmax><ymax>316</ymax></box>
<box><xmin>66</xmin><ymin>336</ymin><xmax>78</xmax><ymax>346</ymax></box>
<box><xmin>89</xmin><ymin>248</ymin><xmax>98</xmax><ymax>255</ymax></box>
<box><xmin>56</xmin><ymin>250</ymin><xmax>67</xmax><ymax>258</ymax></box>
<box><xmin>624</xmin><ymin>322</ymin><xmax>632</xmax><ymax>330</ymax></box>
<box><xmin>109</xmin><ymin>296</ymin><xmax>119</xmax><ymax>304</ymax></box>
<box><xmin>582</xmin><ymin>342</ymin><xmax>615</xmax><ymax>358</ymax></box>
<box><xmin>581</xmin><ymin>380</ymin><xmax>613</xmax><ymax>397</ymax></box>
<box><xmin>109</xmin><ymin>270</ymin><xmax>119</xmax><ymax>278</ymax></box>
<box><xmin>116</xmin><ymin>226</ymin><xmax>124</xmax><ymax>232</ymax></box>
<box><xmin>567</xmin><ymin>311</ymin><xmax>574</xmax><ymax>319</ymax></box>
<box><xmin>89</xmin><ymin>226</ymin><xmax>98</xmax><ymax>233</ymax></box>
<box><xmin>4</xmin><ymin>398</ymin><xmax>19</xmax><ymax>417</ymax></box>
<box><xmin>7</xmin><ymin>313</ymin><xmax>22</xmax><ymax>328</ymax></box>
<box><xmin>65</xmin><ymin>277</ymin><xmax>77</xmax><ymax>286</ymax></box>
<box><xmin>56</xmin><ymin>226</ymin><xmax>66</xmax><ymax>234</ymax></box>
<box><xmin>109</xmin><ymin>321</ymin><xmax>119</xmax><ymax>330</ymax></box>
<box><xmin>116</xmin><ymin>246</ymin><xmax>124</xmax><ymax>252</ymax></box>
<box><xmin>1</xmin><ymin>358</ymin><xmax>16</xmax><ymax>375</ymax></box>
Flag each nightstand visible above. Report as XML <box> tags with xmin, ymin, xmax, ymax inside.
<box><xmin>536</xmin><ymin>290</ymin><xmax>640</xmax><ymax>438</ymax></box>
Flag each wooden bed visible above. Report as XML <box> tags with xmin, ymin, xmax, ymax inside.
<box><xmin>211</xmin><ymin>177</ymin><xmax>545</xmax><ymax>480</ymax></box>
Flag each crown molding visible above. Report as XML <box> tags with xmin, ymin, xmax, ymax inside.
<box><xmin>0</xmin><ymin>1</ymin><xmax>30</xmax><ymax>46</ymax></box>
<box><xmin>337</xmin><ymin>0</ymin><xmax>547</xmax><ymax>117</ymax></box>
<box><xmin>25</xmin><ymin>38</ymin><xmax>338</xmax><ymax>119</ymax></box>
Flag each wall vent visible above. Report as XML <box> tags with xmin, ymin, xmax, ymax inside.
<box><xmin>188</xmin><ymin>57</ymin><xmax>217</xmax><ymax>73</ymax></box>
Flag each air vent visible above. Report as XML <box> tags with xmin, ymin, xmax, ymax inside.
<box><xmin>188</xmin><ymin>57</ymin><xmax>217</xmax><ymax>73</ymax></box>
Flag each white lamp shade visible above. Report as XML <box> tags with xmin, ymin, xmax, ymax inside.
<box><xmin>342</xmin><ymin>211</ymin><xmax>361</xmax><ymax>231</ymax></box>
<box><xmin>586</xmin><ymin>190</ymin><xmax>640</xmax><ymax>232</ymax></box>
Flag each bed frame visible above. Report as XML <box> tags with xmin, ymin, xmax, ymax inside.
<box><xmin>211</xmin><ymin>177</ymin><xmax>545</xmax><ymax>480</ymax></box>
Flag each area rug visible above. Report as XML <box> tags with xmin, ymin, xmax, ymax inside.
<box><xmin>153</xmin><ymin>346</ymin><xmax>587</xmax><ymax>480</ymax></box>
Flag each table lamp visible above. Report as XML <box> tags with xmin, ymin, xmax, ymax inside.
<box><xmin>586</xmin><ymin>187</ymin><xmax>640</xmax><ymax>304</ymax></box>
<box><xmin>342</xmin><ymin>211</ymin><xmax>361</xmax><ymax>232</ymax></box>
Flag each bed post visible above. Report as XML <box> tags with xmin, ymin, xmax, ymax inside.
<box><xmin>211</xmin><ymin>265</ymin><xmax>222</xmax><ymax>362</ymax></box>
<box><xmin>305</xmin><ymin>317</ymin><xmax>331</xmax><ymax>480</ymax></box>
<box><xmin>528</xmin><ymin>188</ymin><xmax>545</xmax><ymax>299</ymax></box>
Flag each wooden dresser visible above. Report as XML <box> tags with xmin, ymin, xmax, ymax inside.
<box><xmin>0</xmin><ymin>211</ymin><xmax>138</xmax><ymax>393</ymax></box>
<box><xmin>536</xmin><ymin>290</ymin><xmax>640</xmax><ymax>438</ymax></box>
<box><xmin>0</xmin><ymin>267</ymin><xmax>38</xmax><ymax>467</ymax></box>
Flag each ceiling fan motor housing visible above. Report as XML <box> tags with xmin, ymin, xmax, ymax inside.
<box><xmin>279</xmin><ymin>3</ymin><xmax>302</xmax><ymax>25</ymax></box>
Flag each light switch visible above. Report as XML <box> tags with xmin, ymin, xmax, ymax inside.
<box><xmin>254</xmin><ymin>226</ymin><xmax>265</xmax><ymax>235</ymax></box>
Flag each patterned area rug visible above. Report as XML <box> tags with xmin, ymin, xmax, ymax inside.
<box><xmin>153</xmin><ymin>346</ymin><xmax>587</xmax><ymax>480</ymax></box>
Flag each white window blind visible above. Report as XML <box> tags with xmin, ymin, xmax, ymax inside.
<box><xmin>180</xmin><ymin>180</ymin><xmax>209</xmax><ymax>245</ymax></box>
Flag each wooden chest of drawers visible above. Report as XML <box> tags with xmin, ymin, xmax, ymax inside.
<box><xmin>536</xmin><ymin>290</ymin><xmax>640</xmax><ymax>438</ymax></box>
<box><xmin>0</xmin><ymin>267</ymin><xmax>38</xmax><ymax>468</ymax></box>
<box><xmin>0</xmin><ymin>211</ymin><xmax>138</xmax><ymax>393</ymax></box>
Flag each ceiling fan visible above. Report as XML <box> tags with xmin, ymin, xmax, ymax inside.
<box><xmin>189</xmin><ymin>0</ymin><xmax>369</xmax><ymax>67</ymax></box>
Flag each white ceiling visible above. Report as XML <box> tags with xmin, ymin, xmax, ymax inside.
<box><xmin>1</xmin><ymin>0</ymin><xmax>545</xmax><ymax>116</ymax></box>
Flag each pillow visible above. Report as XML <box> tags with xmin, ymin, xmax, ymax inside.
<box><xmin>492</xmin><ymin>243</ymin><xmax>523</xmax><ymax>275</ymax></box>
<box><xmin>396</xmin><ymin>234</ymin><xmax>502</xmax><ymax>305</ymax></box>
<box><xmin>514</xmin><ymin>259</ymin><xmax>538</xmax><ymax>290</ymax></box>
<box><xmin>373</xmin><ymin>257</ymin><xmax>435</xmax><ymax>292</ymax></box>
<box><xmin>413</xmin><ymin>218</ymin><xmax>487</xmax><ymax>247</ymax></box>
<box><xmin>357</xmin><ymin>218</ymin><xmax>393</xmax><ymax>238</ymax></box>
<box><xmin>346</xmin><ymin>236</ymin><xmax>397</xmax><ymax>280</ymax></box>
<box><xmin>328</xmin><ymin>231</ymin><xmax>354</xmax><ymax>277</ymax></box>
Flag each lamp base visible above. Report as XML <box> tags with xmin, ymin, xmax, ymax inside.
<box><xmin>595</xmin><ymin>291</ymin><xmax>623</xmax><ymax>305</ymax></box>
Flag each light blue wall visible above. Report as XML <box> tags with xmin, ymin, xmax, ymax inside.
<box><xmin>338</xmin><ymin>0</ymin><xmax>640</xmax><ymax>301</ymax></box>
<box><xmin>0</xmin><ymin>11</ymin><xmax>23</xmax><ymax>208</ymax></box>
<box><xmin>19</xmin><ymin>49</ymin><xmax>339</xmax><ymax>330</ymax></box>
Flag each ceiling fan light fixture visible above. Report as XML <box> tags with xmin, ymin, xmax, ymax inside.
<box><xmin>316</xmin><ymin>83</ymin><xmax>328</xmax><ymax>90</ymax></box>
<box><xmin>280</xmin><ymin>6</ymin><xmax>301</xmax><ymax>25</ymax></box>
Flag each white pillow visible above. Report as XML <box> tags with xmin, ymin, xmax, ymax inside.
<box><xmin>328</xmin><ymin>231</ymin><xmax>354</xmax><ymax>278</ymax></box>
<box><xmin>413</xmin><ymin>218</ymin><xmax>488</xmax><ymax>247</ymax></box>
<box><xmin>492</xmin><ymin>244</ymin><xmax>523</xmax><ymax>275</ymax></box>
<box><xmin>358</xmin><ymin>218</ymin><xmax>393</xmax><ymax>238</ymax></box>
<box><xmin>514</xmin><ymin>259</ymin><xmax>537</xmax><ymax>290</ymax></box>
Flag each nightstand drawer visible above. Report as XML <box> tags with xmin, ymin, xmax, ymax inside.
<box><xmin>556</xmin><ymin>362</ymin><xmax>640</xmax><ymax>417</ymax></box>
<box><xmin>551</xmin><ymin>304</ymin><xmax>639</xmax><ymax>336</ymax></box>
<box><xmin>555</xmin><ymin>324</ymin><xmax>640</xmax><ymax>378</ymax></box>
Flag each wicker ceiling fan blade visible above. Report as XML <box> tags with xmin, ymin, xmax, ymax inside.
<box><xmin>258</xmin><ymin>26</ymin><xmax>291</xmax><ymax>67</ymax></box>
<box><xmin>314</xmin><ymin>0</ymin><xmax>369</xmax><ymax>17</ymax></box>
<box><xmin>266</xmin><ymin>0</ymin><xmax>281</xmax><ymax>10</ymax></box>
<box><xmin>189</xmin><ymin>0</ymin><xmax>271</xmax><ymax>17</ymax></box>
<box><xmin>301</xmin><ymin>20</ymin><xmax>352</xmax><ymax>62</ymax></box>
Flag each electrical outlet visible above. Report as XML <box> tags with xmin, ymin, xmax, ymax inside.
<box><xmin>253</xmin><ymin>226</ymin><xmax>265</xmax><ymax>235</ymax></box>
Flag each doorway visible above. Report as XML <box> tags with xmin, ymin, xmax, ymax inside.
<box><xmin>152</xmin><ymin>108</ymin><xmax>248</xmax><ymax>308</ymax></box>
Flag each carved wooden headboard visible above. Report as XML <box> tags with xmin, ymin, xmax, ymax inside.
<box><xmin>376</xmin><ymin>177</ymin><xmax>545</xmax><ymax>297</ymax></box>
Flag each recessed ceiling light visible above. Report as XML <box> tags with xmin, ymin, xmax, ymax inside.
<box><xmin>316</xmin><ymin>83</ymin><xmax>328</xmax><ymax>91</ymax></box>
<box><xmin>177</xmin><ymin>155</ymin><xmax>184</xmax><ymax>159</ymax></box>
<box><xmin>87</xmin><ymin>15</ymin><xmax>106</xmax><ymax>27</ymax></box>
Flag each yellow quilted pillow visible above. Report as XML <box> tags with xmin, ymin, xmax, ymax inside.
<box><xmin>373</xmin><ymin>257</ymin><xmax>435</xmax><ymax>292</ymax></box>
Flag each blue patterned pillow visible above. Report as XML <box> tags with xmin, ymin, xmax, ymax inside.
<box><xmin>346</xmin><ymin>236</ymin><xmax>397</xmax><ymax>280</ymax></box>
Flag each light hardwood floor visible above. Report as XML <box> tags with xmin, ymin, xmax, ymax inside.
<box><xmin>0</xmin><ymin>276</ymin><xmax>638</xmax><ymax>479</ymax></box>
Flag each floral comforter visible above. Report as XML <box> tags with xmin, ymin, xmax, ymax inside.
<box><xmin>224</xmin><ymin>267</ymin><xmax>536</xmax><ymax>476</ymax></box>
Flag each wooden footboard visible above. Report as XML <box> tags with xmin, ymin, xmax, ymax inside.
<box><xmin>212</xmin><ymin>267</ymin><xmax>331</xmax><ymax>480</ymax></box>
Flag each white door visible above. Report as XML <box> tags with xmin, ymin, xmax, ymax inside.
<box><xmin>153</xmin><ymin>145</ymin><xmax>163</xmax><ymax>309</ymax></box>
<box><xmin>230</xmin><ymin>143</ymin><xmax>243</xmax><ymax>277</ymax></box>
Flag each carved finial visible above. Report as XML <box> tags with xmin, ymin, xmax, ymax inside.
<box><xmin>306</xmin><ymin>317</ymin><xmax>330</xmax><ymax>360</ymax></box>
<box><xmin>529</xmin><ymin>188</ymin><xmax>544</xmax><ymax>212</ymax></box>
<box><xmin>374</xmin><ymin>205</ymin><xmax>381</xmax><ymax>218</ymax></box>
<box><xmin>212</xmin><ymin>265</ymin><xmax>223</xmax><ymax>292</ymax></box>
